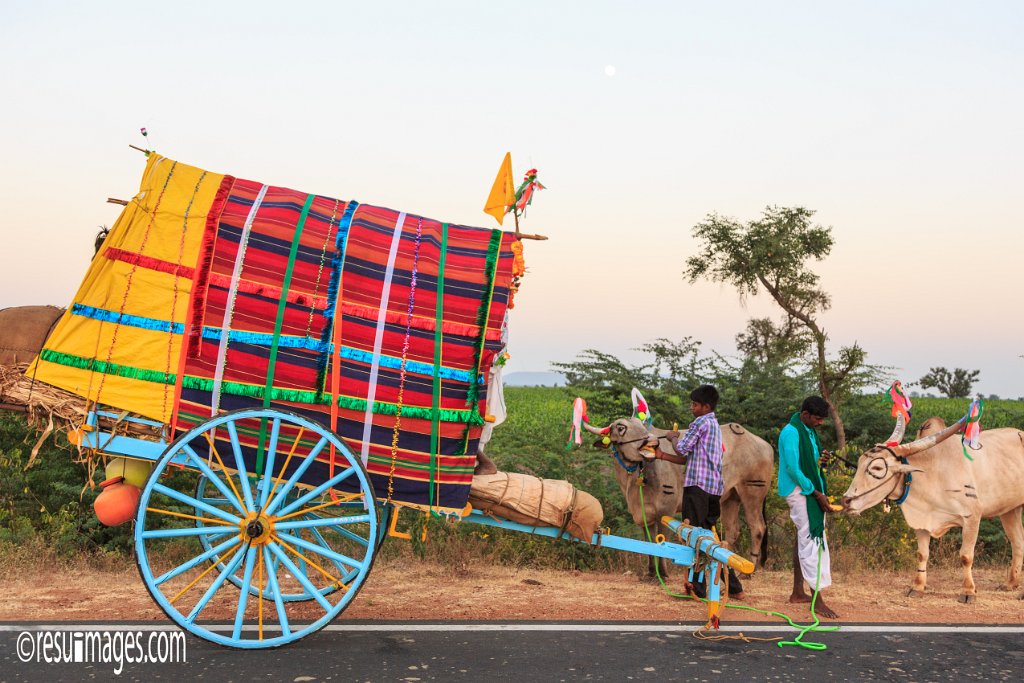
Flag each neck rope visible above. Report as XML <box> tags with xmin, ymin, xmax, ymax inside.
<box><xmin>608</xmin><ymin>434</ymin><xmax>653</xmax><ymax>474</ymax></box>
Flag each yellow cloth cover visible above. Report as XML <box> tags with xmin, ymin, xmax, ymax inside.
<box><xmin>26</xmin><ymin>155</ymin><xmax>224</xmax><ymax>422</ymax></box>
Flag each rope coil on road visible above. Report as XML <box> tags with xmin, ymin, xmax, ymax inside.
<box><xmin>636</xmin><ymin>480</ymin><xmax>839</xmax><ymax>649</ymax></box>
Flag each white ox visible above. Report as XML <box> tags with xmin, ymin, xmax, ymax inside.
<box><xmin>583</xmin><ymin>416</ymin><xmax>773</xmax><ymax>576</ymax></box>
<box><xmin>842</xmin><ymin>413</ymin><xmax>1024</xmax><ymax>603</ymax></box>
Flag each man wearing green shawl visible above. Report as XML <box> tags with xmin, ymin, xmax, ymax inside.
<box><xmin>778</xmin><ymin>396</ymin><xmax>838</xmax><ymax>619</ymax></box>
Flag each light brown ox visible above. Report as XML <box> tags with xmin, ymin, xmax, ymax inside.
<box><xmin>583</xmin><ymin>416</ymin><xmax>773</xmax><ymax>577</ymax></box>
<box><xmin>842</xmin><ymin>413</ymin><xmax>1024</xmax><ymax>603</ymax></box>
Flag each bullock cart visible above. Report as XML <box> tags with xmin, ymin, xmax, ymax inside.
<box><xmin>19</xmin><ymin>153</ymin><xmax>751</xmax><ymax>649</ymax></box>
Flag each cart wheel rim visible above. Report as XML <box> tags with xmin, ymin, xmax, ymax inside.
<box><xmin>135</xmin><ymin>408</ymin><xmax>378</xmax><ymax>648</ymax></box>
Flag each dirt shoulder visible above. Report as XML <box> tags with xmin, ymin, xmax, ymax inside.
<box><xmin>2</xmin><ymin>556</ymin><xmax>1022</xmax><ymax>624</ymax></box>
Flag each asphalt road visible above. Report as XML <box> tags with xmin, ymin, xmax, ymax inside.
<box><xmin>2</xmin><ymin>622</ymin><xmax>1023</xmax><ymax>682</ymax></box>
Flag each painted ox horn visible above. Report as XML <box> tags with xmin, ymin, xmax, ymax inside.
<box><xmin>890</xmin><ymin>418</ymin><xmax>965</xmax><ymax>458</ymax></box>
<box><xmin>582</xmin><ymin>421</ymin><xmax>610</xmax><ymax>435</ymax></box>
<box><xmin>885</xmin><ymin>412</ymin><xmax>907</xmax><ymax>445</ymax></box>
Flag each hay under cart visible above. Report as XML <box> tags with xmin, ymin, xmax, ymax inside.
<box><xmin>21</xmin><ymin>154</ymin><xmax>750</xmax><ymax>649</ymax></box>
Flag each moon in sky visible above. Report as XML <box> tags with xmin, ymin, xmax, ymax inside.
<box><xmin>604</xmin><ymin>65</ymin><xmax>616</xmax><ymax>77</ymax></box>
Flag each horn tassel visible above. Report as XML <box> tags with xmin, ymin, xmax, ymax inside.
<box><xmin>961</xmin><ymin>399</ymin><xmax>984</xmax><ymax>460</ymax></box>
<box><xmin>885</xmin><ymin>380</ymin><xmax>912</xmax><ymax>445</ymax></box>
<box><xmin>631</xmin><ymin>387</ymin><xmax>651</xmax><ymax>424</ymax></box>
<box><xmin>566</xmin><ymin>397</ymin><xmax>588</xmax><ymax>450</ymax></box>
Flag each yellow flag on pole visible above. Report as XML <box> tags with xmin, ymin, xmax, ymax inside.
<box><xmin>483</xmin><ymin>152</ymin><xmax>515</xmax><ymax>225</ymax></box>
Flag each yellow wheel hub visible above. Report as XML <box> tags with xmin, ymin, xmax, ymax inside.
<box><xmin>239</xmin><ymin>511</ymin><xmax>276</xmax><ymax>545</ymax></box>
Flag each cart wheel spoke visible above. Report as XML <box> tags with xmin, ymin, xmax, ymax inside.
<box><xmin>232</xmin><ymin>546</ymin><xmax>259</xmax><ymax>640</ymax></box>
<box><xmin>151</xmin><ymin>482</ymin><xmax>241</xmax><ymax>525</ymax></box>
<box><xmin>266</xmin><ymin>540</ymin><xmax>334</xmax><ymax>612</ymax></box>
<box><xmin>262</xmin><ymin>543</ymin><xmax>291</xmax><ymax>637</ymax></box>
<box><xmin>186</xmin><ymin>541</ymin><xmax>249</xmax><ymax>623</ymax></box>
<box><xmin>308</xmin><ymin>523</ymin><xmax>356</xmax><ymax>574</ymax></box>
<box><xmin>225</xmin><ymin>420</ymin><xmax>255</xmax><ymax>510</ymax></box>
<box><xmin>155</xmin><ymin>535</ymin><xmax>242</xmax><ymax>586</ymax></box>
<box><xmin>264</xmin><ymin>435</ymin><xmax>328</xmax><ymax>516</ymax></box>
<box><xmin>141</xmin><ymin>526</ymin><xmax>237</xmax><ymax>540</ymax></box>
<box><xmin>182</xmin><ymin>444</ymin><xmax>247</xmax><ymax>516</ymax></box>
<box><xmin>274</xmin><ymin>467</ymin><xmax>357</xmax><ymax>518</ymax></box>
<box><xmin>274</xmin><ymin>513</ymin><xmax>371</xmax><ymax>531</ymax></box>
<box><xmin>256</xmin><ymin>417</ymin><xmax>282</xmax><ymax>508</ymax></box>
<box><xmin>275</xmin><ymin>531</ymin><xmax>362</xmax><ymax>575</ymax></box>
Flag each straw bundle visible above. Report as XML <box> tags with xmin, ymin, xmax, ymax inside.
<box><xmin>0</xmin><ymin>363</ymin><xmax>160</xmax><ymax>479</ymax></box>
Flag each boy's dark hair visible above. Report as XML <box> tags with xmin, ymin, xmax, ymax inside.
<box><xmin>690</xmin><ymin>384</ymin><xmax>719</xmax><ymax>410</ymax></box>
<box><xmin>801</xmin><ymin>396</ymin><xmax>830</xmax><ymax>418</ymax></box>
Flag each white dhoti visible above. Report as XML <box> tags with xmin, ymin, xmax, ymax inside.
<box><xmin>785</xmin><ymin>486</ymin><xmax>832</xmax><ymax>591</ymax></box>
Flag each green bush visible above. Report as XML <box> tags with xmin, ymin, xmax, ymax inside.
<box><xmin>0</xmin><ymin>412</ymin><xmax>135</xmax><ymax>556</ymax></box>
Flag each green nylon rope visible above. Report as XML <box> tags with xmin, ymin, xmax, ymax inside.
<box><xmin>428</xmin><ymin>222</ymin><xmax>448</xmax><ymax>516</ymax></box>
<box><xmin>636</xmin><ymin>480</ymin><xmax>837</xmax><ymax>650</ymax></box>
<box><xmin>777</xmin><ymin>542</ymin><xmax>834</xmax><ymax>650</ymax></box>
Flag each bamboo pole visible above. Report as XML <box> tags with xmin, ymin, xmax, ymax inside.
<box><xmin>511</xmin><ymin>207</ymin><xmax>547</xmax><ymax>240</ymax></box>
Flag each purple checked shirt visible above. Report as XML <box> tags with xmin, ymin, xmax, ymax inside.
<box><xmin>674</xmin><ymin>412</ymin><xmax>724</xmax><ymax>496</ymax></box>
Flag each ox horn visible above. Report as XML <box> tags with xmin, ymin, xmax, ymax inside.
<box><xmin>885</xmin><ymin>412</ymin><xmax>907</xmax><ymax>445</ymax></box>
<box><xmin>582</xmin><ymin>421</ymin><xmax>611</xmax><ymax>435</ymax></box>
<box><xmin>890</xmin><ymin>418</ymin><xmax>965</xmax><ymax>458</ymax></box>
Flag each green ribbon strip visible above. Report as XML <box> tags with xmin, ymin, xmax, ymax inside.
<box><xmin>257</xmin><ymin>194</ymin><xmax>315</xmax><ymax>474</ymax></box>
<box><xmin>38</xmin><ymin>349</ymin><xmax>484</xmax><ymax>425</ymax></box>
<box><xmin>457</xmin><ymin>229</ymin><xmax>502</xmax><ymax>455</ymax></box>
<box><xmin>429</xmin><ymin>222</ymin><xmax>449</xmax><ymax>512</ymax></box>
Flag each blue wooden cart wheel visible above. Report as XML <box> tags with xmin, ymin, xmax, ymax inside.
<box><xmin>135</xmin><ymin>408</ymin><xmax>379</xmax><ymax>648</ymax></box>
<box><xmin>194</xmin><ymin>474</ymin><xmax>391</xmax><ymax>602</ymax></box>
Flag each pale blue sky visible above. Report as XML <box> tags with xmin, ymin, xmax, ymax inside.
<box><xmin>1</xmin><ymin>1</ymin><xmax>1022</xmax><ymax>396</ymax></box>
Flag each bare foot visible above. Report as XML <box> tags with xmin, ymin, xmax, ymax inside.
<box><xmin>788</xmin><ymin>593</ymin><xmax>812</xmax><ymax>604</ymax></box>
<box><xmin>813</xmin><ymin>601</ymin><xmax>839</xmax><ymax>619</ymax></box>
<box><xmin>728</xmin><ymin>591</ymin><xmax>746</xmax><ymax>601</ymax></box>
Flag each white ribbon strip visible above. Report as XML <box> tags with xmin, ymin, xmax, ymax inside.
<box><xmin>360</xmin><ymin>212</ymin><xmax>407</xmax><ymax>466</ymax></box>
<box><xmin>211</xmin><ymin>184</ymin><xmax>269</xmax><ymax>416</ymax></box>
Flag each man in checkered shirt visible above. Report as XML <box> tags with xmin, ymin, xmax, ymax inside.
<box><xmin>669</xmin><ymin>384</ymin><xmax>745</xmax><ymax>599</ymax></box>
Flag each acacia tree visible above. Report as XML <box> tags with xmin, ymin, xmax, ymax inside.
<box><xmin>918</xmin><ymin>367</ymin><xmax>980</xmax><ymax>398</ymax></box>
<box><xmin>684</xmin><ymin>206</ymin><xmax>875</xmax><ymax>449</ymax></box>
<box><xmin>735</xmin><ymin>316</ymin><xmax>811</xmax><ymax>367</ymax></box>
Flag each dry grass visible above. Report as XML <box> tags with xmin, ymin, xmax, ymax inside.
<box><xmin>1</xmin><ymin>542</ymin><xmax>1021</xmax><ymax>625</ymax></box>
